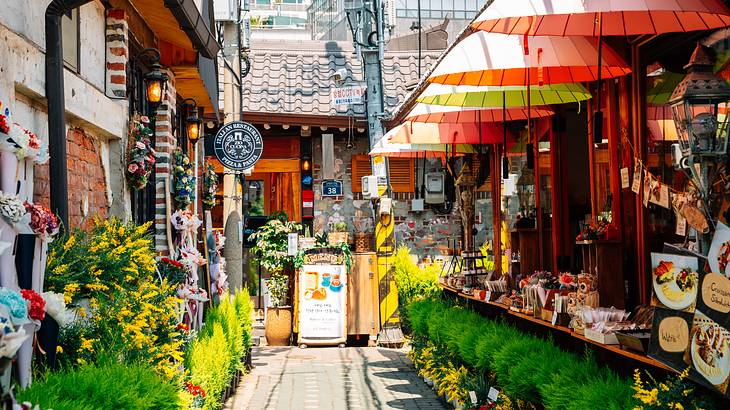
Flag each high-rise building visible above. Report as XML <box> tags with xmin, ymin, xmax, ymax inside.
<box><xmin>308</xmin><ymin>0</ymin><xmax>488</xmax><ymax>43</ymax></box>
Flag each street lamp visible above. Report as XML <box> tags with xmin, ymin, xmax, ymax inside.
<box><xmin>670</xmin><ymin>43</ymin><xmax>730</xmax><ymax>158</ymax></box>
<box><xmin>140</xmin><ymin>48</ymin><xmax>168</xmax><ymax>106</ymax></box>
<box><xmin>181</xmin><ymin>99</ymin><xmax>202</xmax><ymax>144</ymax></box>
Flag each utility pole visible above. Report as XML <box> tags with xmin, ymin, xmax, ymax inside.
<box><xmin>346</xmin><ymin>0</ymin><xmax>402</xmax><ymax>347</ymax></box>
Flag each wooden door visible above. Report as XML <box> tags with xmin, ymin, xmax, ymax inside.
<box><xmin>348</xmin><ymin>253</ymin><xmax>379</xmax><ymax>337</ymax></box>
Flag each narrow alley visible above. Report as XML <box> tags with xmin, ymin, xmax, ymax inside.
<box><xmin>225</xmin><ymin>346</ymin><xmax>447</xmax><ymax>410</ymax></box>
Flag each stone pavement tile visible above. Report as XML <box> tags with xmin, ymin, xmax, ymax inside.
<box><xmin>224</xmin><ymin>346</ymin><xmax>448</xmax><ymax>410</ymax></box>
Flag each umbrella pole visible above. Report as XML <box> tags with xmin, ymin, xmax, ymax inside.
<box><xmin>502</xmin><ymin>91</ymin><xmax>509</xmax><ymax>178</ymax></box>
<box><xmin>594</xmin><ymin>12</ymin><xmax>604</xmax><ymax>144</ymax></box>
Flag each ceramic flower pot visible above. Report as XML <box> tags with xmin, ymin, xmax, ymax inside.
<box><xmin>264</xmin><ymin>306</ymin><xmax>292</xmax><ymax>346</ymax></box>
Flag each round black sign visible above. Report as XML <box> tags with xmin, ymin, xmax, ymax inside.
<box><xmin>213</xmin><ymin>121</ymin><xmax>263</xmax><ymax>171</ymax></box>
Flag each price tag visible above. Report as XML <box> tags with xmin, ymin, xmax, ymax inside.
<box><xmin>676</xmin><ymin>216</ymin><xmax>687</xmax><ymax>236</ymax></box>
<box><xmin>631</xmin><ymin>163</ymin><xmax>642</xmax><ymax>194</ymax></box>
<box><xmin>551</xmin><ymin>310</ymin><xmax>558</xmax><ymax>326</ymax></box>
<box><xmin>488</xmin><ymin>387</ymin><xmax>500</xmax><ymax>401</ymax></box>
<box><xmin>469</xmin><ymin>391</ymin><xmax>478</xmax><ymax>404</ymax></box>
<box><xmin>620</xmin><ymin>167</ymin><xmax>630</xmax><ymax>189</ymax></box>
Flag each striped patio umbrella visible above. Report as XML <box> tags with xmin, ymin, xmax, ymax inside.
<box><xmin>416</xmin><ymin>83</ymin><xmax>591</xmax><ymax>108</ymax></box>
<box><xmin>472</xmin><ymin>0</ymin><xmax>730</xmax><ymax>36</ymax></box>
<box><xmin>428</xmin><ymin>31</ymin><xmax>630</xmax><ymax>87</ymax></box>
<box><xmin>405</xmin><ymin>103</ymin><xmax>554</xmax><ymax>124</ymax></box>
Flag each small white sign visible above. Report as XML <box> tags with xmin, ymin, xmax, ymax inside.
<box><xmin>488</xmin><ymin>387</ymin><xmax>500</xmax><ymax>401</ymax></box>
<box><xmin>331</xmin><ymin>85</ymin><xmax>365</xmax><ymax>106</ymax></box>
<box><xmin>551</xmin><ymin>310</ymin><xmax>558</xmax><ymax>326</ymax></box>
<box><xmin>676</xmin><ymin>216</ymin><xmax>687</xmax><ymax>236</ymax></box>
<box><xmin>469</xmin><ymin>391</ymin><xmax>478</xmax><ymax>404</ymax></box>
<box><xmin>631</xmin><ymin>163</ymin><xmax>642</xmax><ymax>194</ymax></box>
<box><xmin>288</xmin><ymin>233</ymin><xmax>298</xmax><ymax>256</ymax></box>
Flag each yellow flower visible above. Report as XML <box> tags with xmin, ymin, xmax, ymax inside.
<box><xmin>79</xmin><ymin>337</ymin><xmax>96</xmax><ymax>352</ymax></box>
<box><xmin>77</xmin><ymin>358</ymin><xmax>87</xmax><ymax>365</ymax></box>
<box><xmin>660</xmin><ymin>383</ymin><xmax>669</xmax><ymax>392</ymax></box>
<box><xmin>85</xmin><ymin>283</ymin><xmax>109</xmax><ymax>292</ymax></box>
<box><xmin>56</xmin><ymin>346</ymin><xmax>63</xmax><ymax>354</ymax></box>
<box><xmin>64</xmin><ymin>235</ymin><xmax>76</xmax><ymax>251</ymax></box>
<box><xmin>64</xmin><ymin>283</ymin><xmax>80</xmax><ymax>294</ymax></box>
<box><xmin>78</xmin><ymin>307</ymin><xmax>87</xmax><ymax>318</ymax></box>
<box><xmin>118</xmin><ymin>226</ymin><xmax>125</xmax><ymax>236</ymax></box>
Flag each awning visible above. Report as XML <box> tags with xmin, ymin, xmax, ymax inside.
<box><xmin>129</xmin><ymin>0</ymin><xmax>220</xmax><ymax>116</ymax></box>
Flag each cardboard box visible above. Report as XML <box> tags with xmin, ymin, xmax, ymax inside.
<box><xmin>584</xmin><ymin>328</ymin><xmax>619</xmax><ymax>345</ymax></box>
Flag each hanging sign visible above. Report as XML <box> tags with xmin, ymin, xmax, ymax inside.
<box><xmin>321</xmin><ymin>180</ymin><xmax>343</xmax><ymax>197</ymax></box>
<box><xmin>330</xmin><ymin>85</ymin><xmax>365</xmax><ymax>106</ymax></box>
<box><xmin>212</xmin><ymin>121</ymin><xmax>263</xmax><ymax>171</ymax></box>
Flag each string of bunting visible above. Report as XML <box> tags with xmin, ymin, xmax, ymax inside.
<box><xmin>619</xmin><ymin>133</ymin><xmax>709</xmax><ymax>236</ymax></box>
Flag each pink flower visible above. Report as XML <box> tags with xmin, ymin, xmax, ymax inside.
<box><xmin>128</xmin><ymin>163</ymin><xmax>139</xmax><ymax>173</ymax></box>
<box><xmin>147</xmin><ymin>154</ymin><xmax>156</xmax><ymax>164</ymax></box>
<box><xmin>135</xmin><ymin>141</ymin><xmax>146</xmax><ymax>150</ymax></box>
<box><xmin>140</xmin><ymin>116</ymin><xmax>150</xmax><ymax>123</ymax></box>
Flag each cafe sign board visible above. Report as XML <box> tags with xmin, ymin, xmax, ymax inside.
<box><xmin>213</xmin><ymin>121</ymin><xmax>263</xmax><ymax>171</ymax></box>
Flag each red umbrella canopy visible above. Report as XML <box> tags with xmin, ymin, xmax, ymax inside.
<box><xmin>428</xmin><ymin>32</ymin><xmax>631</xmax><ymax>86</ymax></box>
<box><xmin>387</xmin><ymin>121</ymin><xmax>511</xmax><ymax>145</ymax></box>
<box><xmin>405</xmin><ymin>103</ymin><xmax>554</xmax><ymax>123</ymax></box>
<box><xmin>472</xmin><ymin>0</ymin><xmax>730</xmax><ymax>36</ymax></box>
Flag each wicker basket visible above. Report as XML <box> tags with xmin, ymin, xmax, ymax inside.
<box><xmin>354</xmin><ymin>232</ymin><xmax>373</xmax><ymax>252</ymax></box>
<box><xmin>327</xmin><ymin>232</ymin><xmax>349</xmax><ymax>246</ymax></box>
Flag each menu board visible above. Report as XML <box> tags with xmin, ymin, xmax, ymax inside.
<box><xmin>298</xmin><ymin>263</ymin><xmax>347</xmax><ymax>345</ymax></box>
<box><xmin>648</xmin><ymin>248</ymin><xmax>730</xmax><ymax>398</ymax></box>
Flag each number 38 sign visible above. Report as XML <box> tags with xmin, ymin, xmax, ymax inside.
<box><xmin>321</xmin><ymin>180</ymin><xmax>343</xmax><ymax>197</ymax></box>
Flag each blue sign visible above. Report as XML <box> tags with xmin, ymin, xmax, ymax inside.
<box><xmin>321</xmin><ymin>180</ymin><xmax>343</xmax><ymax>197</ymax></box>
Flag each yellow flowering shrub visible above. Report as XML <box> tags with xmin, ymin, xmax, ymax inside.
<box><xmin>48</xmin><ymin>218</ymin><xmax>183</xmax><ymax>380</ymax></box>
<box><xmin>632</xmin><ymin>368</ymin><xmax>714</xmax><ymax>410</ymax></box>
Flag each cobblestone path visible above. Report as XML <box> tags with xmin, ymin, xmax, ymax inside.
<box><xmin>224</xmin><ymin>346</ymin><xmax>448</xmax><ymax>410</ymax></box>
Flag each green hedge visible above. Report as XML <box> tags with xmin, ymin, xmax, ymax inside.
<box><xmin>186</xmin><ymin>289</ymin><xmax>254</xmax><ymax>410</ymax></box>
<box><xmin>407</xmin><ymin>298</ymin><xmax>637</xmax><ymax>409</ymax></box>
<box><xmin>17</xmin><ymin>363</ymin><xmax>182</xmax><ymax>410</ymax></box>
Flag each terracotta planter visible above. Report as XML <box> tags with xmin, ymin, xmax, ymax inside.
<box><xmin>265</xmin><ymin>306</ymin><xmax>292</xmax><ymax>346</ymax></box>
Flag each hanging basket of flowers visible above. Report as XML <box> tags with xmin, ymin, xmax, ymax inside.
<box><xmin>202</xmin><ymin>163</ymin><xmax>218</xmax><ymax>210</ymax></box>
<box><xmin>172</xmin><ymin>149</ymin><xmax>195</xmax><ymax>211</ymax></box>
<box><xmin>126</xmin><ymin>115</ymin><xmax>156</xmax><ymax>190</ymax></box>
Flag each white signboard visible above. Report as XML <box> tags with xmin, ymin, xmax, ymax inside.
<box><xmin>331</xmin><ymin>85</ymin><xmax>365</xmax><ymax>106</ymax></box>
<box><xmin>298</xmin><ymin>264</ymin><xmax>348</xmax><ymax>344</ymax></box>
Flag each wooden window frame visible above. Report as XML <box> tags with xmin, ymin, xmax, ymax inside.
<box><xmin>351</xmin><ymin>155</ymin><xmax>414</xmax><ymax>193</ymax></box>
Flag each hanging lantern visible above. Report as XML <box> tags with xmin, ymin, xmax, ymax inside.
<box><xmin>142</xmin><ymin>48</ymin><xmax>168</xmax><ymax>105</ymax></box>
<box><xmin>670</xmin><ymin>43</ymin><xmax>730</xmax><ymax>157</ymax></box>
<box><xmin>180</xmin><ymin>99</ymin><xmax>202</xmax><ymax>144</ymax></box>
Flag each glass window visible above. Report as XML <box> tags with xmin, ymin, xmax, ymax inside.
<box><xmin>245</xmin><ymin>180</ymin><xmax>265</xmax><ymax>216</ymax></box>
<box><xmin>62</xmin><ymin>9</ymin><xmax>79</xmax><ymax>72</ymax></box>
<box><xmin>455</xmin><ymin>11</ymin><xmax>466</xmax><ymax>19</ymax></box>
<box><xmin>466</xmin><ymin>0</ymin><xmax>477</xmax><ymax>10</ymax></box>
<box><xmin>455</xmin><ymin>0</ymin><xmax>466</xmax><ymax>10</ymax></box>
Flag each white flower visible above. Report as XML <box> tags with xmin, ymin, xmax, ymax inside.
<box><xmin>41</xmin><ymin>292</ymin><xmax>73</xmax><ymax>327</ymax></box>
<box><xmin>0</xmin><ymin>324</ymin><xmax>29</xmax><ymax>359</ymax></box>
<box><xmin>0</xmin><ymin>191</ymin><xmax>26</xmax><ymax>224</ymax></box>
<box><xmin>135</xmin><ymin>141</ymin><xmax>146</xmax><ymax>150</ymax></box>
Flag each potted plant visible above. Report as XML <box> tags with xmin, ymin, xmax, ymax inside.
<box><xmin>249</xmin><ymin>212</ymin><xmax>301</xmax><ymax>346</ymax></box>
<box><xmin>327</xmin><ymin>221</ymin><xmax>349</xmax><ymax>246</ymax></box>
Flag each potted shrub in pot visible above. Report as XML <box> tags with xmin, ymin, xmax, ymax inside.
<box><xmin>249</xmin><ymin>212</ymin><xmax>301</xmax><ymax>346</ymax></box>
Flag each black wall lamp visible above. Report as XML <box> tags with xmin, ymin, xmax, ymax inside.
<box><xmin>138</xmin><ymin>48</ymin><xmax>168</xmax><ymax>107</ymax></box>
<box><xmin>180</xmin><ymin>98</ymin><xmax>202</xmax><ymax>144</ymax></box>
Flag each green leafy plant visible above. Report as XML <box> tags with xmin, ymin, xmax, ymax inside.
<box><xmin>407</xmin><ymin>298</ymin><xmax>639</xmax><ymax>409</ymax></box>
<box><xmin>172</xmin><ymin>149</ymin><xmax>195</xmax><ymax>210</ymax></box>
<box><xmin>17</xmin><ymin>362</ymin><xmax>181</xmax><ymax>410</ymax></box>
<box><xmin>393</xmin><ymin>246</ymin><xmax>440</xmax><ymax>309</ymax></box>
<box><xmin>249</xmin><ymin>212</ymin><xmax>302</xmax><ymax>273</ymax></box>
<box><xmin>186</xmin><ymin>289</ymin><xmax>254</xmax><ymax>410</ymax></box>
<box><xmin>631</xmin><ymin>367</ymin><xmax>715</xmax><ymax>410</ymax></box>
<box><xmin>267</xmin><ymin>272</ymin><xmax>289</xmax><ymax>307</ymax></box>
<box><xmin>331</xmin><ymin>221</ymin><xmax>348</xmax><ymax>232</ymax></box>
<box><xmin>202</xmin><ymin>163</ymin><xmax>218</xmax><ymax>210</ymax></box>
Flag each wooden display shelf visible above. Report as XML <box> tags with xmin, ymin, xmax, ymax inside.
<box><xmin>441</xmin><ymin>287</ymin><xmax>673</xmax><ymax>373</ymax></box>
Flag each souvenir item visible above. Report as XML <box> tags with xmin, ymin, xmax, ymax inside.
<box><xmin>683</xmin><ymin>202</ymin><xmax>709</xmax><ymax>234</ymax></box>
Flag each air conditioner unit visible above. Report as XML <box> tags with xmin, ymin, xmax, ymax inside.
<box><xmin>362</xmin><ymin>175</ymin><xmax>380</xmax><ymax>199</ymax></box>
<box><xmin>424</xmin><ymin>172</ymin><xmax>445</xmax><ymax>204</ymax></box>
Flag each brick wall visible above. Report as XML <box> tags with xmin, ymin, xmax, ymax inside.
<box><xmin>105</xmin><ymin>9</ymin><xmax>128</xmax><ymax>99</ymax></box>
<box><xmin>153</xmin><ymin>70</ymin><xmax>177</xmax><ymax>257</ymax></box>
<box><xmin>34</xmin><ymin>128</ymin><xmax>109</xmax><ymax>230</ymax></box>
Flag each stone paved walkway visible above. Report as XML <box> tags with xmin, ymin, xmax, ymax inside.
<box><xmin>224</xmin><ymin>346</ymin><xmax>448</xmax><ymax>410</ymax></box>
